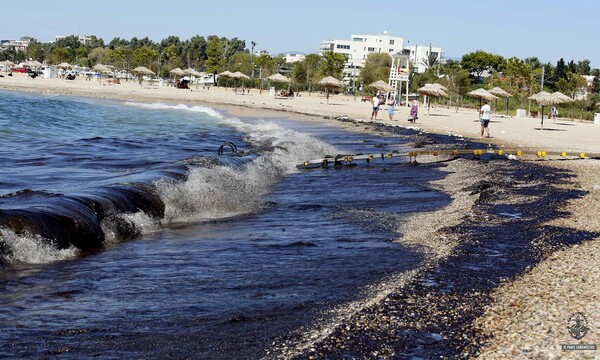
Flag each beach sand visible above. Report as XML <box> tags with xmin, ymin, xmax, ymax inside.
<box><xmin>2</xmin><ymin>74</ymin><xmax>599</xmax><ymax>358</ymax></box>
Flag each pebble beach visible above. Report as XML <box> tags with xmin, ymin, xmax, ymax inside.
<box><xmin>2</xmin><ymin>73</ymin><xmax>600</xmax><ymax>358</ymax></box>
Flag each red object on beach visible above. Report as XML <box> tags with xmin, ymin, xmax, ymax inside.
<box><xmin>11</xmin><ymin>68</ymin><xmax>26</xmax><ymax>73</ymax></box>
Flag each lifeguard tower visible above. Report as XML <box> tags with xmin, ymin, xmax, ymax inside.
<box><xmin>388</xmin><ymin>50</ymin><xmax>410</xmax><ymax>105</ymax></box>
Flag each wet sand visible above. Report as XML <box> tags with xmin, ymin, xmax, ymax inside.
<box><xmin>2</xmin><ymin>74</ymin><xmax>600</xmax><ymax>358</ymax></box>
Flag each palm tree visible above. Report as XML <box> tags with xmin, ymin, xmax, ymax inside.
<box><xmin>421</xmin><ymin>43</ymin><xmax>439</xmax><ymax>70</ymax></box>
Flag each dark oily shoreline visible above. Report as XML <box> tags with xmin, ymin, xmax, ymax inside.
<box><xmin>265</xmin><ymin>119</ymin><xmax>599</xmax><ymax>359</ymax></box>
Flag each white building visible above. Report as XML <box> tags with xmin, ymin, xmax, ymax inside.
<box><xmin>319</xmin><ymin>31</ymin><xmax>407</xmax><ymax>90</ymax></box>
<box><xmin>319</xmin><ymin>31</ymin><xmax>406</xmax><ymax>67</ymax></box>
<box><xmin>0</xmin><ymin>37</ymin><xmax>32</xmax><ymax>52</ymax></box>
<box><xmin>54</xmin><ymin>35</ymin><xmax>93</xmax><ymax>45</ymax></box>
<box><xmin>284</xmin><ymin>53</ymin><xmax>306</xmax><ymax>63</ymax></box>
<box><xmin>319</xmin><ymin>31</ymin><xmax>444</xmax><ymax>90</ymax></box>
<box><xmin>404</xmin><ymin>44</ymin><xmax>445</xmax><ymax>73</ymax></box>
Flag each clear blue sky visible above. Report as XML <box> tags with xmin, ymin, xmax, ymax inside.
<box><xmin>3</xmin><ymin>0</ymin><xmax>598</xmax><ymax>68</ymax></box>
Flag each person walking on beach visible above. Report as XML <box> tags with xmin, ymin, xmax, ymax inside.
<box><xmin>371</xmin><ymin>94</ymin><xmax>380</xmax><ymax>119</ymax></box>
<box><xmin>388</xmin><ymin>96</ymin><xmax>395</xmax><ymax>121</ymax></box>
<box><xmin>409</xmin><ymin>101</ymin><xmax>418</xmax><ymax>123</ymax></box>
<box><xmin>480</xmin><ymin>100</ymin><xmax>491</xmax><ymax>138</ymax></box>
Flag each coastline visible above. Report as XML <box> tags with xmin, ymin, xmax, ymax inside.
<box><xmin>2</xmin><ymin>75</ymin><xmax>600</xmax><ymax>358</ymax></box>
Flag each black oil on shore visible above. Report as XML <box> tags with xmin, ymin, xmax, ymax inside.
<box><xmin>279</xmin><ymin>120</ymin><xmax>599</xmax><ymax>359</ymax></box>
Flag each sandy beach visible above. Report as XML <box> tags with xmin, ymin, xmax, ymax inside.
<box><xmin>2</xmin><ymin>73</ymin><xmax>600</xmax><ymax>358</ymax></box>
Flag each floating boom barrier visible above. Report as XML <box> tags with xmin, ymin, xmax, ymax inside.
<box><xmin>297</xmin><ymin>148</ymin><xmax>598</xmax><ymax>169</ymax></box>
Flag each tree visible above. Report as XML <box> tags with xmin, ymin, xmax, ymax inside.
<box><xmin>107</xmin><ymin>48</ymin><xmax>125</xmax><ymax>67</ymax></box>
<box><xmin>24</xmin><ymin>39</ymin><xmax>45</xmax><ymax>61</ymax></box>
<box><xmin>182</xmin><ymin>35</ymin><xmax>207</xmax><ymax>69</ymax></box>
<box><xmin>554</xmin><ymin>58</ymin><xmax>568</xmax><ymax>84</ymax></box>
<box><xmin>205</xmin><ymin>35</ymin><xmax>225</xmax><ymax>74</ymax></box>
<box><xmin>577</xmin><ymin>60</ymin><xmax>591</xmax><ymax>75</ymax></box>
<box><xmin>359</xmin><ymin>53</ymin><xmax>391</xmax><ymax>88</ymax></box>
<box><xmin>498</xmin><ymin>57</ymin><xmax>533</xmax><ymax>107</ymax></box>
<box><xmin>54</xmin><ymin>35</ymin><xmax>81</xmax><ymax>51</ymax></box>
<box><xmin>302</xmin><ymin>54</ymin><xmax>322</xmax><ymax>94</ymax></box>
<box><xmin>591</xmin><ymin>73</ymin><xmax>600</xmax><ymax>94</ymax></box>
<box><xmin>523</xmin><ymin>56</ymin><xmax>542</xmax><ymax>70</ymax></box>
<box><xmin>86</xmin><ymin>36</ymin><xmax>105</xmax><ymax>50</ymax></box>
<box><xmin>132</xmin><ymin>46</ymin><xmax>158</xmax><ymax>68</ymax></box>
<box><xmin>228</xmin><ymin>51</ymin><xmax>252</xmax><ymax>74</ymax></box>
<box><xmin>74</xmin><ymin>47</ymin><xmax>89</xmax><ymax>65</ymax></box>
<box><xmin>556</xmin><ymin>72</ymin><xmax>587</xmax><ymax>120</ymax></box>
<box><xmin>223</xmin><ymin>37</ymin><xmax>245</xmax><ymax>61</ymax></box>
<box><xmin>318</xmin><ymin>51</ymin><xmax>346</xmax><ymax>79</ymax></box>
<box><xmin>47</xmin><ymin>47</ymin><xmax>71</xmax><ymax>64</ymax></box>
<box><xmin>88</xmin><ymin>47</ymin><xmax>109</xmax><ymax>65</ymax></box>
<box><xmin>439</xmin><ymin>60</ymin><xmax>470</xmax><ymax>111</ymax></box>
<box><xmin>461</xmin><ymin>50</ymin><xmax>504</xmax><ymax>79</ymax></box>
<box><xmin>421</xmin><ymin>44</ymin><xmax>440</xmax><ymax>70</ymax></box>
<box><xmin>109</xmin><ymin>37</ymin><xmax>130</xmax><ymax>49</ymax></box>
<box><xmin>524</xmin><ymin>57</ymin><xmax>542</xmax><ymax>70</ymax></box>
<box><xmin>254</xmin><ymin>53</ymin><xmax>277</xmax><ymax>76</ymax></box>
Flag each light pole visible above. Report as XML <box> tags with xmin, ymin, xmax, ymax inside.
<box><xmin>250</xmin><ymin>41</ymin><xmax>256</xmax><ymax>80</ymax></box>
<box><xmin>352</xmin><ymin>63</ymin><xmax>356</xmax><ymax>101</ymax></box>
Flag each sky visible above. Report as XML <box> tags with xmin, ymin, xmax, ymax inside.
<box><xmin>2</xmin><ymin>0</ymin><xmax>599</xmax><ymax>68</ymax></box>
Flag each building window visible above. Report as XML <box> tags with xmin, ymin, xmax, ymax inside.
<box><xmin>353</xmin><ymin>37</ymin><xmax>363</xmax><ymax>42</ymax></box>
<box><xmin>368</xmin><ymin>47</ymin><xmax>375</xmax><ymax>52</ymax></box>
<box><xmin>390</xmin><ymin>40</ymin><xmax>395</xmax><ymax>45</ymax></box>
<box><xmin>389</xmin><ymin>49</ymin><xmax>394</xmax><ymax>53</ymax></box>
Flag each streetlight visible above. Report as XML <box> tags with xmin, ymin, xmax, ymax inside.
<box><xmin>352</xmin><ymin>63</ymin><xmax>356</xmax><ymax>101</ymax></box>
<box><xmin>250</xmin><ymin>41</ymin><xmax>256</xmax><ymax>79</ymax></box>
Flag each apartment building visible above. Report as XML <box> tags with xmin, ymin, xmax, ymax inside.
<box><xmin>319</xmin><ymin>31</ymin><xmax>444</xmax><ymax>87</ymax></box>
<box><xmin>0</xmin><ymin>37</ymin><xmax>32</xmax><ymax>52</ymax></box>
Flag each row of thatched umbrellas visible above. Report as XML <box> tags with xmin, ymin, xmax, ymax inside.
<box><xmin>417</xmin><ymin>83</ymin><xmax>574</xmax><ymax>128</ymax></box>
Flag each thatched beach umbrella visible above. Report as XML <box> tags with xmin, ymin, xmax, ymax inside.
<box><xmin>183</xmin><ymin>68</ymin><xmax>202</xmax><ymax>77</ymax></box>
<box><xmin>92</xmin><ymin>64</ymin><xmax>113</xmax><ymax>83</ymax></box>
<box><xmin>369</xmin><ymin>80</ymin><xmax>394</xmax><ymax>93</ymax></box>
<box><xmin>132</xmin><ymin>66</ymin><xmax>155</xmax><ymax>76</ymax></box>
<box><xmin>551</xmin><ymin>91</ymin><xmax>575</xmax><ymax>123</ymax></box>
<box><xmin>429</xmin><ymin>83</ymin><xmax>448</xmax><ymax>92</ymax></box>
<box><xmin>230</xmin><ymin>71</ymin><xmax>250</xmax><ymax>91</ymax></box>
<box><xmin>468</xmin><ymin>88</ymin><xmax>499</xmax><ymax>110</ymax></box>
<box><xmin>170</xmin><ymin>67</ymin><xmax>185</xmax><ymax>77</ymax></box>
<box><xmin>318</xmin><ymin>76</ymin><xmax>344</xmax><ymax>104</ymax></box>
<box><xmin>92</xmin><ymin>64</ymin><xmax>110</xmax><ymax>72</ymax></box>
<box><xmin>267</xmin><ymin>73</ymin><xmax>291</xmax><ymax>83</ymax></box>
<box><xmin>217</xmin><ymin>70</ymin><xmax>233</xmax><ymax>88</ymax></box>
<box><xmin>169</xmin><ymin>68</ymin><xmax>185</xmax><ymax>86</ymax></box>
<box><xmin>231</xmin><ymin>71</ymin><xmax>249</xmax><ymax>80</ymax></box>
<box><xmin>529</xmin><ymin>91</ymin><xmax>561</xmax><ymax>129</ymax></box>
<box><xmin>0</xmin><ymin>60</ymin><xmax>14</xmax><ymax>73</ymax></box>
<box><xmin>267</xmin><ymin>73</ymin><xmax>291</xmax><ymax>94</ymax></box>
<box><xmin>417</xmin><ymin>84</ymin><xmax>448</xmax><ymax>115</ymax></box>
<box><xmin>25</xmin><ymin>60</ymin><xmax>42</xmax><ymax>68</ymax></box>
<box><xmin>551</xmin><ymin>91</ymin><xmax>573</xmax><ymax>104</ymax></box>
<box><xmin>183</xmin><ymin>68</ymin><xmax>202</xmax><ymax>87</ymax></box>
<box><xmin>489</xmin><ymin>87</ymin><xmax>513</xmax><ymax>116</ymax></box>
<box><xmin>57</xmin><ymin>62</ymin><xmax>73</xmax><ymax>69</ymax></box>
<box><xmin>132</xmin><ymin>66</ymin><xmax>155</xmax><ymax>85</ymax></box>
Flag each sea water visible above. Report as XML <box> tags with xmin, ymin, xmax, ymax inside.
<box><xmin>0</xmin><ymin>91</ymin><xmax>449</xmax><ymax>358</ymax></box>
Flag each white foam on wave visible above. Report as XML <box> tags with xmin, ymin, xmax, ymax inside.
<box><xmin>157</xmin><ymin>116</ymin><xmax>338</xmax><ymax>223</ymax></box>
<box><xmin>0</xmin><ymin>228</ymin><xmax>78</xmax><ymax>264</ymax></box>
<box><xmin>101</xmin><ymin>211</ymin><xmax>160</xmax><ymax>244</ymax></box>
<box><xmin>124</xmin><ymin>102</ymin><xmax>223</xmax><ymax>119</ymax></box>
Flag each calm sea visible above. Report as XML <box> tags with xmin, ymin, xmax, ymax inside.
<box><xmin>0</xmin><ymin>91</ymin><xmax>449</xmax><ymax>358</ymax></box>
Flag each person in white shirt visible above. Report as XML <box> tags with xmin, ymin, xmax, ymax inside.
<box><xmin>371</xmin><ymin>95</ymin><xmax>381</xmax><ymax>120</ymax></box>
<box><xmin>479</xmin><ymin>100</ymin><xmax>491</xmax><ymax>138</ymax></box>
